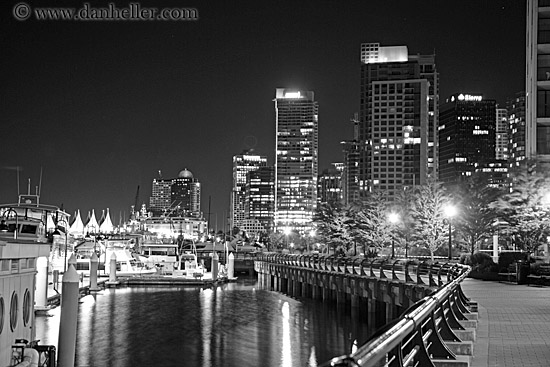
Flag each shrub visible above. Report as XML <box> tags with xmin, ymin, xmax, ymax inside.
<box><xmin>468</xmin><ymin>252</ymin><xmax>498</xmax><ymax>273</ymax></box>
<box><xmin>459</xmin><ymin>254</ymin><xmax>471</xmax><ymax>265</ymax></box>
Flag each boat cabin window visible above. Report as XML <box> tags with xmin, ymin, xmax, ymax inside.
<box><xmin>20</xmin><ymin>224</ymin><xmax>37</xmax><ymax>234</ymax></box>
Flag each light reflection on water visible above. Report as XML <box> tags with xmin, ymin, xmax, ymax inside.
<box><xmin>35</xmin><ymin>277</ymin><xmax>375</xmax><ymax>366</ymax></box>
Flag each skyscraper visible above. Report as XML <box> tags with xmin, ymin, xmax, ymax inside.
<box><xmin>496</xmin><ymin>108</ymin><xmax>509</xmax><ymax>160</ymax></box>
<box><xmin>274</xmin><ymin>88</ymin><xmax>318</xmax><ymax>232</ymax></box>
<box><xmin>171</xmin><ymin>169</ymin><xmax>201</xmax><ymax>218</ymax></box>
<box><xmin>438</xmin><ymin>93</ymin><xmax>497</xmax><ymax>185</ymax></box>
<box><xmin>354</xmin><ymin>43</ymin><xmax>437</xmax><ymax>200</ymax></box>
<box><xmin>507</xmin><ymin>92</ymin><xmax>527</xmax><ymax>171</ymax></box>
<box><xmin>230</xmin><ymin>150</ymin><xmax>267</xmax><ymax>229</ymax></box>
<box><xmin>318</xmin><ymin>163</ymin><xmax>344</xmax><ymax>206</ymax></box>
<box><xmin>526</xmin><ymin>0</ymin><xmax>550</xmax><ymax>166</ymax></box>
<box><xmin>245</xmin><ymin>166</ymin><xmax>275</xmax><ymax>234</ymax></box>
<box><xmin>150</xmin><ymin>178</ymin><xmax>172</xmax><ymax>216</ymax></box>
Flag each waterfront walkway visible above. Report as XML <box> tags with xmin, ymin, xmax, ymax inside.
<box><xmin>461</xmin><ymin>278</ymin><xmax>550</xmax><ymax>367</ymax></box>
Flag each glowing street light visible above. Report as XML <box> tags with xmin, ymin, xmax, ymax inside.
<box><xmin>283</xmin><ymin>227</ymin><xmax>291</xmax><ymax>250</ymax></box>
<box><xmin>444</xmin><ymin>204</ymin><xmax>458</xmax><ymax>260</ymax></box>
<box><xmin>388</xmin><ymin>212</ymin><xmax>400</xmax><ymax>259</ymax></box>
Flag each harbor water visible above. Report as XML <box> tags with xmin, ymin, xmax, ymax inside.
<box><xmin>35</xmin><ymin>276</ymin><xmax>377</xmax><ymax>366</ymax></box>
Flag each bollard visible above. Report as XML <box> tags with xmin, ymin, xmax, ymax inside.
<box><xmin>67</xmin><ymin>253</ymin><xmax>77</xmax><ymax>274</ymax></box>
<box><xmin>57</xmin><ymin>264</ymin><xmax>79</xmax><ymax>367</ymax></box>
<box><xmin>109</xmin><ymin>253</ymin><xmax>117</xmax><ymax>282</ymax></box>
<box><xmin>212</xmin><ymin>252</ymin><xmax>219</xmax><ymax>280</ymax></box>
<box><xmin>228</xmin><ymin>253</ymin><xmax>235</xmax><ymax>279</ymax></box>
<box><xmin>89</xmin><ymin>252</ymin><xmax>100</xmax><ymax>291</ymax></box>
<box><xmin>35</xmin><ymin>256</ymin><xmax>49</xmax><ymax>311</ymax></box>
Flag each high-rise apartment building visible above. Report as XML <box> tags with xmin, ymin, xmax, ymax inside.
<box><xmin>148</xmin><ymin>169</ymin><xmax>202</xmax><ymax>218</ymax></box>
<box><xmin>507</xmin><ymin>92</ymin><xmax>527</xmax><ymax>170</ymax></box>
<box><xmin>496</xmin><ymin>108</ymin><xmax>509</xmax><ymax>160</ymax></box>
<box><xmin>245</xmin><ymin>166</ymin><xmax>275</xmax><ymax>234</ymax></box>
<box><xmin>318</xmin><ymin>163</ymin><xmax>344</xmax><ymax>206</ymax></box>
<box><xmin>353</xmin><ymin>43</ymin><xmax>436</xmax><ymax>200</ymax></box>
<box><xmin>341</xmin><ymin>113</ymin><xmax>361</xmax><ymax>205</ymax></box>
<box><xmin>171</xmin><ymin>169</ymin><xmax>201</xmax><ymax>218</ymax></box>
<box><xmin>230</xmin><ymin>150</ymin><xmax>267</xmax><ymax>229</ymax></box>
<box><xmin>526</xmin><ymin>0</ymin><xmax>550</xmax><ymax>166</ymax></box>
<box><xmin>274</xmin><ymin>88</ymin><xmax>318</xmax><ymax>232</ymax></box>
<box><xmin>438</xmin><ymin>93</ymin><xmax>497</xmax><ymax>185</ymax></box>
<box><xmin>149</xmin><ymin>178</ymin><xmax>172</xmax><ymax>215</ymax></box>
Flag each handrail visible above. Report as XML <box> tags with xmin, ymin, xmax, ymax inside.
<box><xmin>321</xmin><ymin>265</ymin><xmax>471</xmax><ymax>367</ymax></box>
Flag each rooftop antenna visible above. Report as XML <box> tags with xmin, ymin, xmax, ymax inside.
<box><xmin>38</xmin><ymin>166</ymin><xmax>43</xmax><ymax>197</ymax></box>
<box><xmin>16</xmin><ymin>166</ymin><xmax>20</xmax><ymax>197</ymax></box>
<box><xmin>27</xmin><ymin>178</ymin><xmax>31</xmax><ymax>195</ymax></box>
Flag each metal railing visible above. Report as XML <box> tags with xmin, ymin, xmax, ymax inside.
<box><xmin>256</xmin><ymin>253</ymin><xmax>466</xmax><ymax>287</ymax></box>
<box><xmin>255</xmin><ymin>254</ymin><xmax>472</xmax><ymax>367</ymax></box>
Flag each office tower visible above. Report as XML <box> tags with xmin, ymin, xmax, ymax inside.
<box><xmin>245</xmin><ymin>166</ymin><xmax>275</xmax><ymax>234</ymax></box>
<box><xmin>230</xmin><ymin>150</ymin><xmax>267</xmax><ymax>229</ymax></box>
<box><xmin>274</xmin><ymin>88</ymin><xmax>318</xmax><ymax>232</ymax></box>
<box><xmin>341</xmin><ymin>113</ymin><xmax>361</xmax><ymax>205</ymax></box>
<box><xmin>150</xmin><ymin>178</ymin><xmax>173</xmax><ymax>216</ymax></box>
<box><xmin>318</xmin><ymin>163</ymin><xmax>344</xmax><ymax>206</ymax></box>
<box><xmin>526</xmin><ymin>0</ymin><xmax>550</xmax><ymax>166</ymax></box>
<box><xmin>507</xmin><ymin>92</ymin><xmax>527</xmax><ymax>171</ymax></box>
<box><xmin>171</xmin><ymin>169</ymin><xmax>201</xmax><ymax>218</ymax></box>
<box><xmin>496</xmin><ymin>108</ymin><xmax>509</xmax><ymax>160</ymax></box>
<box><xmin>355</xmin><ymin>43</ymin><xmax>436</xmax><ymax>200</ymax></box>
<box><xmin>438</xmin><ymin>93</ymin><xmax>497</xmax><ymax>185</ymax></box>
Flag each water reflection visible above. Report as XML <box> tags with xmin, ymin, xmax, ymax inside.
<box><xmin>34</xmin><ymin>277</ymin><xmax>376</xmax><ymax>366</ymax></box>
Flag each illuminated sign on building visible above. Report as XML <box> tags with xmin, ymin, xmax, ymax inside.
<box><xmin>451</xmin><ymin>94</ymin><xmax>483</xmax><ymax>102</ymax></box>
<box><xmin>284</xmin><ymin>91</ymin><xmax>301</xmax><ymax>98</ymax></box>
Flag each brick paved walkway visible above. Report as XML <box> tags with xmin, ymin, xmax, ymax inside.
<box><xmin>461</xmin><ymin>278</ymin><xmax>550</xmax><ymax>367</ymax></box>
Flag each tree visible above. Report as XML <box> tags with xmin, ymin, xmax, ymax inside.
<box><xmin>490</xmin><ymin>163</ymin><xmax>550</xmax><ymax>255</ymax></box>
<box><xmin>352</xmin><ymin>192</ymin><xmax>393</xmax><ymax>253</ymax></box>
<box><xmin>314</xmin><ymin>203</ymin><xmax>355</xmax><ymax>254</ymax></box>
<box><xmin>410</xmin><ymin>177</ymin><xmax>452</xmax><ymax>261</ymax></box>
<box><xmin>454</xmin><ymin>173</ymin><xmax>502</xmax><ymax>255</ymax></box>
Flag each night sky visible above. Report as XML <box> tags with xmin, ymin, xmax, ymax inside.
<box><xmin>0</xmin><ymin>0</ymin><xmax>525</xmax><ymax>227</ymax></box>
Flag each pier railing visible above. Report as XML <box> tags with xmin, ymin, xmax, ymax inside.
<box><xmin>255</xmin><ymin>253</ymin><xmax>473</xmax><ymax>367</ymax></box>
<box><xmin>256</xmin><ymin>253</ymin><xmax>467</xmax><ymax>287</ymax></box>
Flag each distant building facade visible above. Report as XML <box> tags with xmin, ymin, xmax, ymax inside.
<box><xmin>148</xmin><ymin>169</ymin><xmax>202</xmax><ymax>218</ymax></box>
<box><xmin>274</xmin><ymin>88</ymin><xmax>318</xmax><ymax>232</ymax></box>
<box><xmin>507</xmin><ymin>92</ymin><xmax>527</xmax><ymax>172</ymax></box>
<box><xmin>527</xmin><ymin>0</ymin><xmax>550</xmax><ymax>167</ymax></box>
<box><xmin>351</xmin><ymin>43</ymin><xmax>437</xmax><ymax>201</ymax></box>
<box><xmin>438</xmin><ymin>93</ymin><xmax>497</xmax><ymax>186</ymax></box>
<box><xmin>496</xmin><ymin>108</ymin><xmax>509</xmax><ymax>160</ymax></box>
<box><xmin>245</xmin><ymin>166</ymin><xmax>275</xmax><ymax>234</ymax></box>
<box><xmin>318</xmin><ymin>163</ymin><xmax>344</xmax><ymax>206</ymax></box>
<box><xmin>230</xmin><ymin>150</ymin><xmax>267</xmax><ymax>230</ymax></box>
<box><xmin>341</xmin><ymin>113</ymin><xmax>361</xmax><ymax>205</ymax></box>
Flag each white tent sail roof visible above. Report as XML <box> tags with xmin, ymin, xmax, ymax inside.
<box><xmin>69</xmin><ymin>210</ymin><xmax>85</xmax><ymax>236</ymax></box>
<box><xmin>99</xmin><ymin>208</ymin><xmax>114</xmax><ymax>233</ymax></box>
<box><xmin>85</xmin><ymin>209</ymin><xmax>100</xmax><ymax>233</ymax></box>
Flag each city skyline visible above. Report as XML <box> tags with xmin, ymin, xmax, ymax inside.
<box><xmin>0</xmin><ymin>0</ymin><xmax>525</xmax><ymax>224</ymax></box>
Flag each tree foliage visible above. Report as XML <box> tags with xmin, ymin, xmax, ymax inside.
<box><xmin>454</xmin><ymin>173</ymin><xmax>501</xmax><ymax>255</ymax></box>
<box><xmin>490</xmin><ymin>163</ymin><xmax>550</xmax><ymax>255</ymax></box>
<box><xmin>409</xmin><ymin>177</ymin><xmax>451</xmax><ymax>260</ymax></box>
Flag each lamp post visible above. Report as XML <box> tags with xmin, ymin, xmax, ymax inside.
<box><xmin>444</xmin><ymin>204</ymin><xmax>457</xmax><ymax>261</ymax></box>
<box><xmin>388</xmin><ymin>212</ymin><xmax>400</xmax><ymax>259</ymax></box>
<box><xmin>284</xmin><ymin>227</ymin><xmax>291</xmax><ymax>252</ymax></box>
<box><xmin>308</xmin><ymin>229</ymin><xmax>316</xmax><ymax>254</ymax></box>
<box><xmin>1</xmin><ymin>208</ymin><xmax>19</xmax><ymax>240</ymax></box>
<box><xmin>53</xmin><ymin>218</ymin><xmax>70</xmax><ymax>273</ymax></box>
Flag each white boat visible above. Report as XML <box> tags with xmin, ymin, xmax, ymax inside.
<box><xmin>104</xmin><ymin>238</ymin><xmax>157</xmax><ymax>276</ymax></box>
<box><xmin>0</xmin><ymin>191</ymin><xmax>67</xmax><ymax>366</ymax></box>
<box><xmin>138</xmin><ymin>238</ymin><xmax>179</xmax><ymax>274</ymax></box>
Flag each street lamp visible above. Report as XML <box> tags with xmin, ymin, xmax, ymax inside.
<box><xmin>53</xmin><ymin>218</ymin><xmax>70</xmax><ymax>273</ymax></box>
<box><xmin>388</xmin><ymin>212</ymin><xmax>400</xmax><ymax>259</ymax></box>
<box><xmin>283</xmin><ymin>227</ymin><xmax>291</xmax><ymax>251</ymax></box>
<box><xmin>308</xmin><ymin>229</ymin><xmax>316</xmax><ymax>253</ymax></box>
<box><xmin>1</xmin><ymin>208</ymin><xmax>19</xmax><ymax>240</ymax></box>
<box><xmin>444</xmin><ymin>204</ymin><xmax>457</xmax><ymax>261</ymax></box>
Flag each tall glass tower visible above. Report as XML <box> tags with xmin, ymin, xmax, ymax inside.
<box><xmin>274</xmin><ymin>88</ymin><xmax>318</xmax><ymax>232</ymax></box>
